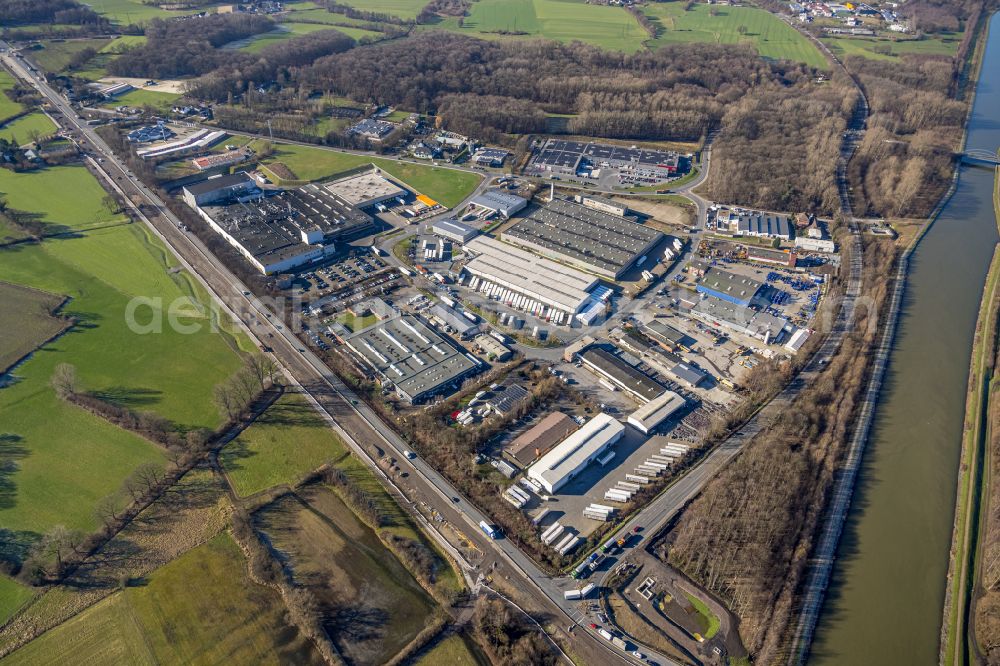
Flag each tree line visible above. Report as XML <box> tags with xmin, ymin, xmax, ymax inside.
<box><xmin>0</xmin><ymin>0</ymin><xmax>108</xmax><ymax>27</ymax></box>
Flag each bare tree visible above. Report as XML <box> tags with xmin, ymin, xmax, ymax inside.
<box><xmin>51</xmin><ymin>363</ymin><xmax>77</xmax><ymax>398</ymax></box>
<box><xmin>214</xmin><ymin>383</ymin><xmax>238</xmax><ymax>421</ymax></box>
<box><xmin>246</xmin><ymin>352</ymin><xmax>278</xmax><ymax>391</ymax></box>
<box><xmin>133</xmin><ymin>461</ymin><xmax>163</xmax><ymax>493</ymax></box>
<box><xmin>94</xmin><ymin>494</ymin><xmax>123</xmax><ymax>527</ymax></box>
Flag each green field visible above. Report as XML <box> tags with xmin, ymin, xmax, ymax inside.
<box><xmin>642</xmin><ymin>3</ymin><xmax>828</xmax><ymax>68</ymax></box>
<box><xmin>102</xmin><ymin>88</ymin><xmax>182</xmax><ymax>111</ymax></box>
<box><xmin>1</xmin><ymin>534</ymin><xmax>323</xmax><ymax>665</ymax></box>
<box><xmin>28</xmin><ymin>39</ymin><xmax>110</xmax><ymax>74</ymax></box>
<box><xmin>821</xmin><ymin>32</ymin><xmax>963</xmax><ymax>61</ymax></box>
<box><xmin>85</xmin><ymin>0</ymin><xmax>203</xmax><ymax>24</ymax></box>
<box><xmin>259</xmin><ymin>142</ymin><xmax>482</xmax><ymax>207</ymax></box>
<box><xmin>283</xmin><ymin>2</ymin><xmax>382</xmax><ymax>26</ymax></box>
<box><xmin>415</xmin><ymin>635</ymin><xmax>484</xmax><ymax>665</ymax></box>
<box><xmin>0</xmin><ymin>166</ymin><xmax>246</xmax><ymax>537</ymax></box>
<box><xmin>220</xmin><ymin>391</ymin><xmax>346</xmax><ymax>497</ymax></box>
<box><xmin>228</xmin><ymin>22</ymin><xmax>383</xmax><ymax>52</ymax></box>
<box><xmin>0</xmin><ymin>69</ymin><xmax>25</xmax><ymax>124</ymax></box>
<box><xmin>0</xmin><ymin>112</ymin><xmax>58</xmax><ymax>146</ymax></box>
<box><xmin>450</xmin><ymin>0</ymin><xmax>648</xmax><ymax>52</ymax></box>
<box><xmin>0</xmin><ymin>282</ymin><xmax>68</xmax><ymax>373</ymax></box>
<box><xmin>331</xmin><ymin>0</ymin><xmax>427</xmax><ymax>19</ymax></box>
<box><xmin>336</xmin><ymin>311</ymin><xmax>377</xmax><ymax>332</ymax></box>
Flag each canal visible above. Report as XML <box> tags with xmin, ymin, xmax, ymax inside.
<box><xmin>809</xmin><ymin>12</ymin><xmax>1000</xmax><ymax>665</ymax></box>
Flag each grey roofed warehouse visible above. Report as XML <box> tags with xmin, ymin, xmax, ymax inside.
<box><xmin>501</xmin><ymin>198</ymin><xmax>663</xmax><ymax>279</ymax></box>
<box><xmin>190</xmin><ymin>181</ymin><xmax>374</xmax><ymax>274</ymax></box>
<box><xmin>324</xmin><ymin>169</ymin><xmax>407</xmax><ymax>208</ymax></box>
<box><xmin>463</xmin><ymin>236</ymin><xmax>598</xmax><ymax>315</ymax></box>
<box><xmin>579</xmin><ymin>347</ymin><xmax>665</xmax><ymax>403</ymax></box>
<box><xmin>432</xmin><ymin>218</ymin><xmax>479</xmax><ymax>243</ymax></box>
<box><xmin>469</xmin><ymin>189</ymin><xmax>528</xmax><ymax>218</ymax></box>
<box><xmin>344</xmin><ymin>314</ymin><xmax>481</xmax><ymax>403</ymax></box>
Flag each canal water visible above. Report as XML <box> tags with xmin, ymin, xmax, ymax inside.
<box><xmin>809</xmin><ymin>13</ymin><xmax>1000</xmax><ymax>666</ymax></box>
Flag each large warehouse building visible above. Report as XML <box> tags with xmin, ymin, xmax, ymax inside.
<box><xmin>696</xmin><ymin>268</ymin><xmax>764</xmax><ymax>307</ymax></box>
<box><xmin>627</xmin><ymin>390</ymin><xmax>687</xmax><ymax>435</ymax></box>
<box><xmin>501</xmin><ymin>198</ymin><xmax>663</xmax><ymax>279</ymax></box>
<box><xmin>324</xmin><ymin>169</ymin><xmax>407</xmax><ymax>209</ymax></box>
<box><xmin>505</xmin><ymin>412</ymin><xmax>579</xmax><ymax>467</ymax></box>
<box><xmin>432</xmin><ymin>219</ymin><xmax>479</xmax><ymax>244</ymax></box>
<box><xmin>462</xmin><ymin>236</ymin><xmax>602</xmax><ymax>325</ymax></box>
<box><xmin>468</xmin><ymin>190</ymin><xmax>528</xmax><ymax>219</ymax></box>
<box><xmin>527</xmin><ymin>412</ymin><xmax>625</xmax><ymax>493</ymax></box>
<box><xmin>187</xmin><ymin>177</ymin><xmax>375</xmax><ymax>274</ymax></box>
<box><xmin>690</xmin><ymin>296</ymin><xmax>789</xmax><ymax>344</ymax></box>
<box><xmin>529</xmin><ymin>139</ymin><xmax>681</xmax><ymax>182</ymax></box>
<box><xmin>344</xmin><ymin>314</ymin><xmax>481</xmax><ymax>403</ymax></box>
<box><xmin>579</xmin><ymin>347</ymin><xmax>666</xmax><ymax>404</ymax></box>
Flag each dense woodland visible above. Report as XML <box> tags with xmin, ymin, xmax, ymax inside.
<box><xmin>0</xmin><ymin>0</ymin><xmax>108</xmax><ymax>27</ymax></box>
<box><xmin>294</xmin><ymin>35</ymin><xmax>789</xmax><ymax>142</ymax></box>
<box><xmin>846</xmin><ymin>54</ymin><xmax>968</xmax><ymax>218</ymax></box>
<box><xmin>107</xmin><ymin>14</ymin><xmax>276</xmax><ymax>78</ymax></box>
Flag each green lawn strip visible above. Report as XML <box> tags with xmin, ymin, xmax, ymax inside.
<box><xmin>642</xmin><ymin>4</ymin><xmax>827</xmax><ymax>68</ymax></box>
<box><xmin>101</xmin><ymin>89</ymin><xmax>181</xmax><ymax>112</ymax></box>
<box><xmin>0</xmin><ymin>576</ymin><xmax>35</xmax><ymax>627</ymax></box>
<box><xmin>0</xmin><ymin>534</ymin><xmax>322</xmax><ymax>665</ymax></box>
<box><xmin>684</xmin><ymin>592</ymin><xmax>720</xmax><ymax>639</ymax></box>
<box><xmin>0</xmin><ymin>166</ymin><xmax>126</xmax><ymax>232</ymax></box>
<box><xmin>337</xmin><ymin>312</ymin><xmax>377</xmax><ymax>332</ymax></box>
<box><xmin>0</xmin><ymin>112</ymin><xmax>58</xmax><ymax>146</ymax></box>
<box><xmin>259</xmin><ymin>142</ymin><xmax>482</xmax><ymax>207</ymax></box>
<box><xmin>944</xmin><ymin>175</ymin><xmax>1000</xmax><ymax>663</ymax></box>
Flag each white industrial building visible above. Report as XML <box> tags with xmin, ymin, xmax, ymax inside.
<box><xmin>463</xmin><ymin>236</ymin><xmax>605</xmax><ymax>325</ymax></box>
<box><xmin>690</xmin><ymin>296</ymin><xmax>789</xmax><ymax>344</ymax></box>
<box><xmin>627</xmin><ymin>391</ymin><xmax>686</xmax><ymax>434</ymax></box>
<box><xmin>324</xmin><ymin>169</ymin><xmax>407</xmax><ymax>209</ymax></box>
<box><xmin>432</xmin><ymin>219</ymin><xmax>479</xmax><ymax>244</ymax></box>
<box><xmin>527</xmin><ymin>413</ymin><xmax>625</xmax><ymax>493</ymax></box>
<box><xmin>794</xmin><ymin>236</ymin><xmax>836</xmax><ymax>253</ymax></box>
<box><xmin>468</xmin><ymin>190</ymin><xmax>528</xmax><ymax>219</ymax></box>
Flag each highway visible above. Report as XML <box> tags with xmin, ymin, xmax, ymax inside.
<box><xmin>4</xmin><ymin>44</ymin><xmax>859</xmax><ymax>666</ymax></box>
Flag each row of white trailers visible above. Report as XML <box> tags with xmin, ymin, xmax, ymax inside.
<box><xmin>465</xmin><ymin>275</ymin><xmax>572</xmax><ymax>326</ymax></box>
<box><xmin>503</xmin><ymin>476</ymin><xmax>544</xmax><ymax>509</ymax></box>
<box><xmin>540</xmin><ymin>521</ymin><xmax>581</xmax><ymax>556</ymax></box>
<box><xmin>602</xmin><ymin>442</ymin><xmax>691</xmax><ymax>504</ymax></box>
<box><xmin>583</xmin><ymin>503</ymin><xmax>616</xmax><ymax>522</ymax></box>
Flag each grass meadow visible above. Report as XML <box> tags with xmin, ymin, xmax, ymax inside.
<box><xmin>821</xmin><ymin>32</ymin><xmax>964</xmax><ymax>61</ymax></box>
<box><xmin>220</xmin><ymin>391</ymin><xmax>346</xmax><ymax>497</ymax></box>
<box><xmin>101</xmin><ymin>88</ymin><xmax>181</xmax><ymax>112</ymax></box>
<box><xmin>1</xmin><ymin>534</ymin><xmax>323</xmax><ymax>665</ymax></box>
<box><xmin>0</xmin><ymin>282</ymin><xmax>68</xmax><ymax>373</ymax></box>
<box><xmin>0</xmin><ymin>113</ymin><xmax>58</xmax><ymax>146</ymax></box>
<box><xmin>0</xmin><ymin>165</ymin><xmax>247</xmax><ymax>539</ymax></box>
<box><xmin>0</xmin><ymin>70</ymin><xmax>24</xmax><ymax>124</ymax></box>
<box><xmin>642</xmin><ymin>3</ymin><xmax>827</xmax><ymax>68</ymax></box>
<box><xmin>453</xmin><ymin>0</ymin><xmax>648</xmax><ymax>52</ymax></box>
<box><xmin>258</xmin><ymin>142</ymin><xmax>482</xmax><ymax>207</ymax></box>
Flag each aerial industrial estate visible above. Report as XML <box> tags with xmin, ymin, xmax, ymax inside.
<box><xmin>1</xmin><ymin>0</ymin><xmax>995</xmax><ymax>665</ymax></box>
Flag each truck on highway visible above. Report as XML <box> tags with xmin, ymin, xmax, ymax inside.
<box><xmin>479</xmin><ymin>520</ymin><xmax>500</xmax><ymax>539</ymax></box>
